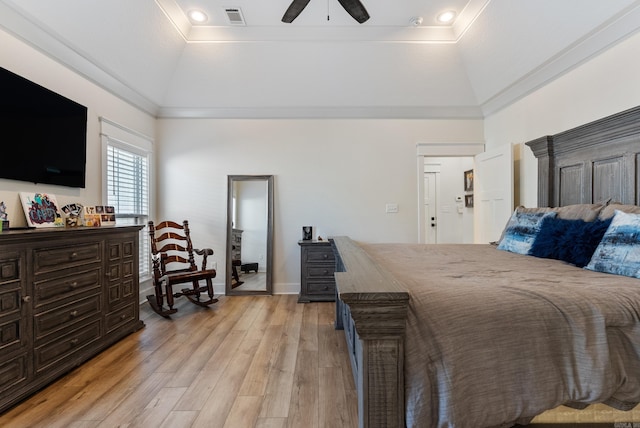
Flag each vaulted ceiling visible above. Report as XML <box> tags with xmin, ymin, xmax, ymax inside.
<box><xmin>1</xmin><ymin>0</ymin><xmax>639</xmax><ymax>118</ymax></box>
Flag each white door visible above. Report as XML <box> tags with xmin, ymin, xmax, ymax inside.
<box><xmin>424</xmin><ymin>172</ymin><xmax>437</xmax><ymax>244</ymax></box>
<box><xmin>474</xmin><ymin>144</ymin><xmax>514</xmax><ymax>243</ymax></box>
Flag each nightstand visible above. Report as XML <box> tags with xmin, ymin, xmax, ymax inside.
<box><xmin>298</xmin><ymin>240</ymin><xmax>336</xmax><ymax>302</ymax></box>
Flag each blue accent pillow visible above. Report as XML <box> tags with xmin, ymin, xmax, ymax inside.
<box><xmin>585</xmin><ymin>210</ymin><xmax>640</xmax><ymax>278</ymax></box>
<box><xmin>529</xmin><ymin>217</ymin><xmax>613</xmax><ymax>267</ymax></box>
<box><xmin>497</xmin><ymin>211</ymin><xmax>556</xmax><ymax>255</ymax></box>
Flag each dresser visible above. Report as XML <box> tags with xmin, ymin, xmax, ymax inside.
<box><xmin>298</xmin><ymin>240</ymin><xmax>336</xmax><ymax>302</ymax></box>
<box><xmin>0</xmin><ymin>225</ymin><xmax>144</xmax><ymax>412</ymax></box>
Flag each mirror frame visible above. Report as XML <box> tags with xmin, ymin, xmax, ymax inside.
<box><xmin>225</xmin><ymin>175</ymin><xmax>274</xmax><ymax>295</ymax></box>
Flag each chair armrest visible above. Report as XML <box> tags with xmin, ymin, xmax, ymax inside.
<box><xmin>194</xmin><ymin>248</ymin><xmax>214</xmax><ymax>270</ymax></box>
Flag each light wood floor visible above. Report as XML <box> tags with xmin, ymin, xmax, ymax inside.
<box><xmin>0</xmin><ymin>295</ymin><xmax>358</xmax><ymax>428</ymax></box>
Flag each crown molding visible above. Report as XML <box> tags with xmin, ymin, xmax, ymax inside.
<box><xmin>156</xmin><ymin>105</ymin><xmax>484</xmax><ymax>119</ymax></box>
<box><xmin>480</xmin><ymin>2</ymin><xmax>640</xmax><ymax>116</ymax></box>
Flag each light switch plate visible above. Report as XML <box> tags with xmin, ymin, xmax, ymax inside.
<box><xmin>386</xmin><ymin>203</ymin><xmax>399</xmax><ymax>213</ymax></box>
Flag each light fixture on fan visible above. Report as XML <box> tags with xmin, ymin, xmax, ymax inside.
<box><xmin>282</xmin><ymin>0</ymin><xmax>369</xmax><ymax>23</ymax></box>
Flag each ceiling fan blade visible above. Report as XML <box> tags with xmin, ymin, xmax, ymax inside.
<box><xmin>282</xmin><ymin>0</ymin><xmax>312</xmax><ymax>23</ymax></box>
<box><xmin>336</xmin><ymin>0</ymin><xmax>370</xmax><ymax>23</ymax></box>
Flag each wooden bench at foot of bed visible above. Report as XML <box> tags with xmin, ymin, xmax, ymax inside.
<box><xmin>331</xmin><ymin>236</ymin><xmax>410</xmax><ymax>428</ymax></box>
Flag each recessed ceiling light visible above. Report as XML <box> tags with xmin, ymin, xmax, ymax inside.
<box><xmin>188</xmin><ymin>9</ymin><xmax>208</xmax><ymax>24</ymax></box>
<box><xmin>436</xmin><ymin>11</ymin><xmax>456</xmax><ymax>24</ymax></box>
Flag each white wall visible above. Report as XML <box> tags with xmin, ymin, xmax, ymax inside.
<box><xmin>156</xmin><ymin>119</ymin><xmax>484</xmax><ymax>293</ymax></box>
<box><xmin>0</xmin><ymin>29</ymin><xmax>156</xmax><ymax>226</ymax></box>
<box><xmin>484</xmin><ymin>31</ymin><xmax>640</xmax><ymax>207</ymax></box>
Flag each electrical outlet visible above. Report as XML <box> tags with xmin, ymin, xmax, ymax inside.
<box><xmin>386</xmin><ymin>203</ymin><xmax>399</xmax><ymax>213</ymax></box>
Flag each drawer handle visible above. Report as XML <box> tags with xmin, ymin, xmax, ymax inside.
<box><xmin>70</xmin><ymin>310</ymin><xmax>79</xmax><ymax>318</ymax></box>
<box><xmin>121</xmin><ymin>314</ymin><xmax>127</xmax><ymax>320</ymax></box>
<box><xmin>323</xmin><ymin>254</ymin><xmax>328</xmax><ymax>259</ymax></box>
<box><xmin>70</xmin><ymin>252</ymin><xmax>78</xmax><ymax>259</ymax></box>
<box><xmin>323</xmin><ymin>270</ymin><xmax>328</xmax><ymax>275</ymax></box>
<box><xmin>22</xmin><ymin>296</ymin><xmax>31</xmax><ymax>303</ymax></box>
<box><xmin>70</xmin><ymin>338</ymin><xmax>79</xmax><ymax>347</ymax></box>
<box><xmin>68</xmin><ymin>281</ymin><xmax>79</xmax><ymax>289</ymax></box>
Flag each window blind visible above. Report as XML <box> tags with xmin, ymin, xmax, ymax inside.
<box><xmin>107</xmin><ymin>143</ymin><xmax>150</xmax><ymax>278</ymax></box>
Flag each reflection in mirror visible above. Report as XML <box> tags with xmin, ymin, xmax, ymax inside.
<box><xmin>225</xmin><ymin>175</ymin><xmax>273</xmax><ymax>295</ymax></box>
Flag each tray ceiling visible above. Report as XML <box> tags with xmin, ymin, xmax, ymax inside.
<box><xmin>1</xmin><ymin>0</ymin><xmax>639</xmax><ymax>118</ymax></box>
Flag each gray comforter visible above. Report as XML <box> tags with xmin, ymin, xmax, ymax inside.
<box><xmin>360</xmin><ymin>243</ymin><xmax>640</xmax><ymax>428</ymax></box>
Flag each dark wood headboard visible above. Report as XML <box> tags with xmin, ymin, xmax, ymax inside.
<box><xmin>526</xmin><ymin>105</ymin><xmax>640</xmax><ymax>208</ymax></box>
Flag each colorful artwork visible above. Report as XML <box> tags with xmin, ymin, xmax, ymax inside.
<box><xmin>20</xmin><ymin>192</ymin><xmax>63</xmax><ymax>228</ymax></box>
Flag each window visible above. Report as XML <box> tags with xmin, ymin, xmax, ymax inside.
<box><xmin>101</xmin><ymin>118</ymin><xmax>152</xmax><ymax>281</ymax></box>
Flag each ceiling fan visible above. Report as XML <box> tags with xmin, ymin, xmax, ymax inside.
<box><xmin>282</xmin><ymin>0</ymin><xmax>370</xmax><ymax>24</ymax></box>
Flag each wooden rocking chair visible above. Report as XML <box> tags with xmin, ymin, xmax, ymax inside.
<box><xmin>147</xmin><ymin>220</ymin><xmax>218</xmax><ymax>317</ymax></box>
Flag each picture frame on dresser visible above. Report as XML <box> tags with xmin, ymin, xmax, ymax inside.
<box><xmin>19</xmin><ymin>192</ymin><xmax>62</xmax><ymax>228</ymax></box>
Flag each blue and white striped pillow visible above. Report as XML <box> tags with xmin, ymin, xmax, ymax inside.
<box><xmin>585</xmin><ymin>210</ymin><xmax>640</xmax><ymax>279</ymax></box>
<box><xmin>497</xmin><ymin>211</ymin><xmax>557</xmax><ymax>255</ymax></box>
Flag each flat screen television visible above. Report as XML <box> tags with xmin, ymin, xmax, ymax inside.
<box><xmin>0</xmin><ymin>66</ymin><xmax>88</xmax><ymax>188</ymax></box>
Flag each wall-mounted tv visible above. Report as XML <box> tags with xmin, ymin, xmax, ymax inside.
<box><xmin>0</xmin><ymin>67</ymin><xmax>88</xmax><ymax>188</ymax></box>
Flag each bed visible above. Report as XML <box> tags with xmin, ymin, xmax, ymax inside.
<box><xmin>331</xmin><ymin>105</ymin><xmax>640</xmax><ymax>428</ymax></box>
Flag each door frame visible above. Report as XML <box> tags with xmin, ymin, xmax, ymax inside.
<box><xmin>416</xmin><ymin>142</ymin><xmax>485</xmax><ymax>243</ymax></box>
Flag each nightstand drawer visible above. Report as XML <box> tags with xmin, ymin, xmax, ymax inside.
<box><xmin>305</xmin><ymin>264</ymin><xmax>335</xmax><ymax>279</ymax></box>
<box><xmin>306</xmin><ymin>281</ymin><xmax>335</xmax><ymax>295</ymax></box>
<box><xmin>304</xmin><ymin>247</ymin><xmax>335</xmax><ymax>263</ymax></box>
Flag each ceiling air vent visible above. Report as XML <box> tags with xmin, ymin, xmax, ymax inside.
<box><xmin>224</xmin><ymin>8</ymin><xmax>246</xmax><ymax>25</ymax></box>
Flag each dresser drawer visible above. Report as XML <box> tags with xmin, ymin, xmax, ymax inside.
<box><xmin>304</xmin><ymin>247</ymin><xmax>335</xmax><ymax>263</ymax></box>
<box><xmin>0</xmin><ymin>354</ymin><xmax>27</xmax><ymax>395</ymax></box>
<box><xmin>0</xmin><ymin>284</ymin><xmax>22</xmax><ymax>319</ymax></box>
<box><xmin>33</xmin><ymin>268</ymin><xmax>101</xmax><ymax>307</ymax></box>
<box><xmin>306</xmin><ymin>281</ymin><xmax>336</xmax><ymax>295</ymax></box>
<box><xmin>34</xmin><ymin>295</ymin><xmax>101</xmax><ymax>341</ymax></box>
<box><xmin>105</xmin><ymin>303</ymin><xmax>136</xmax><ymax>334</ymax></box>
<box><xmin>35</xmin><ymin>319</ymin><xmax>101</xmax><ymax>373</ymax></box>
<box><xmin>0</xmin><ymin>258</ymin><xmax>20</xmax><ymax>285</ymax></box>
<box><xmin>34</xmin><ymin>243</ymin><xmax>101</xmax><ymax>274</ymax></box>
<box><xmin>0</xmin><ymin>317</ymin><xmax>25</xmax><ymax>353</ymax></box>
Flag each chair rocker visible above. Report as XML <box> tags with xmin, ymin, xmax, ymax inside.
<box><xmin>147</xmin><ymin>220</ymin><xmax>218</xmax><ymax>317</ymax></box>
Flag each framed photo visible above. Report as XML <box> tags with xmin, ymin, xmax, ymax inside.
<box><xmin>465</xmin><ymin>194</ymin><xmax>474</xmax><ymax>208</ymax></box>
<box><xmin>302</xmin><ymin>226</ymin><xmax>313</xmax><ymax>241</ymax></box>
<box><xmin>464</xmin><ymin>169</ymin><xmax>474</xmax><ymax>192</ymax></box>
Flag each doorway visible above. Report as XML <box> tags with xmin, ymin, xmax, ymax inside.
<box><xmin>423</xmin><ymin>157</ymin><xmax>474</xmax><ymax>244</ymax></box>
<box><xmin>416</xmin><ymin>143</ymin><xmax>485</xmax><ymax>244</ymax></box>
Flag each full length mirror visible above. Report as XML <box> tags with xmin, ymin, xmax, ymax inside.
<box><xmin>225</xmin><ymin>175</ymin><xmax>273</xmax><ymax>295</ymax></box>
